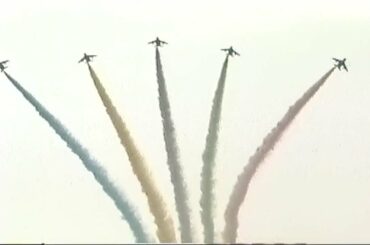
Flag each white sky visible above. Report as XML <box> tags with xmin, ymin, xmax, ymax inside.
<box><xmin>1</xmin><ymin>0</ymin><xmax>370</xmax><ymax>243</ymax></box>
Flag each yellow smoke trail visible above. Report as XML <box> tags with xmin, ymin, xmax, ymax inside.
<box><xmin>87</xmin><ymin>64</ymin><xmax>177</xmax><ymax>243</ymax></box>
<box><xmin>223</xmin><ymin>67</ymin><xmax>336</xmax><ymax>243</ymax></box>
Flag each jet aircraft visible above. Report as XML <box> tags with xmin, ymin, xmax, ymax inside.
<box><xmin>148</xmin><ymin>37</ymin><xmax>168</xmax><ymax>47</ymax></box>
<box><xmin>333</xmin><ymin>58</ymin><xmax>348</xmax><ymax>71</ymax></box>
<box><xmin>79</xmin><ymin>53</ymin><xmax>96</xmax><ymax>63</ymax></box>
<box><xmin>221</xmin><ymin>46</ymin><xmax>240</xmax><ymax>57</ymax></box>
<box><xmin>0</xmin><ymin>60</ymin><xmax>9</xmax><ymax>72</ymax></box>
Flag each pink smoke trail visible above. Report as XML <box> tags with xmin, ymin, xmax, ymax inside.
<box><xmin>223</xmin><ymin>67</ymin><xmax>336</xmax><ymax>243</ymax></box>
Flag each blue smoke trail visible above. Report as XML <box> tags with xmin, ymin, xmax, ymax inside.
<box><xmin>4</xmin><ymin>72</ymin><xmax>153</xmax><ymax>243</ymax></box>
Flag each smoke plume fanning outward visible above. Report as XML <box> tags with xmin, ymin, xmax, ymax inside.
<box><xmin>155</xmin><ymin>48</ymin><xmax>193</xmax><ymax>242</ymax></box>
<box><xmin>87</xmin><ymin>64</ymin><xmax>177</xmax><ymax>243</ymax></box>
<box><xmin>4</xmin><ymin>72</ymin><xmax>152</xmax><ymax>243</ymax></box>
<box><xmin>200</xmin><ymin>56</ymin><xmax>229</xmax><ymax>243</ymax></box>
<box><xmin>223</xmin><ymin>67</ymin><xmax>336</xmax><ymax>243</ymax></box>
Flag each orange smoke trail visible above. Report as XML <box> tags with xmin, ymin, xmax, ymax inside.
<box><xmin>87</xmin><ymin>64</ymin><xmax>177</xmax><ymax>243</ymax></box>
<box><xmin>223</xmin><ymin>67</ymin><xmax>336</xmax><ymax>243</ymax></box>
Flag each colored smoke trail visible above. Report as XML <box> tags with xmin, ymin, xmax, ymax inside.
<box><xmin>200</xmin><ymin>56</ymin><xmax>229</xmax><ymax>243</ymax></box>
<box><xmin>155</xmin><ymin>47</ymin><xmax>193</xmax><ymax>242</ymax></box>
<box><xmin>223</xmin><ymin>67</ymin><xmax>336</xmax><ymax>243</ymax></box>
<box><xmin>87</xmin><ymin>64</ymin><xmax>177</xmax><ymax>243</ymax></box>
<box><xmin>4</xmin><ymin>72</ymin><xmax>152</xmax><ymax>243</ymax></box>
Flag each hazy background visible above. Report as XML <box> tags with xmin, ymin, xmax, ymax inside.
<box><xmin>1</xmin><ymin>0</ymin><xmax>370</xmax><ymax>243</ymax></box>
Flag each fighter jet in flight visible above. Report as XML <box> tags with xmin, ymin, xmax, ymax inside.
<box><xmin>333</xmin><ymin>58</ymin><xmax>348</xmax><ymax>71</ymax></box>
<box><xmin>79</xmin><ymin>53</ymin><xmax>97</xmax><ymax>63</ymax></box>
<box><xmin>0</xmin><ymin>60</ymin><xmax>9</xmax><ymax>72</ymax></box>
<box><xmin>148</xmin><ymin>37</ymin><xmax>168</xmax><ymax>47</ymax></box>
<box><xmin>221</xmin><ymin>46</ymin><xmax>240</xmax><ymax>57</ymax></box>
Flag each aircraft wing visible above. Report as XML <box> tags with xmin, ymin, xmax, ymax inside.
<box><xmin>0</xmin><ymin>60</ymin><xmax>9</xmax><ymax>64</ymax></box>
<box><xmin>148</xmin><ymin>40</ymin><xmax>155</xmax><ymax>44</ymax></box>
<box><xmin>343</xmin><ymin>63</ymin><xmax>348</xmax><ymax>71</ymax></box>
<box><xmin>78</xmin><ymin>57</ymin><xmax>85</xmax><ymax>63</ymax></box>
<box><xmin>162</xmin><ymin>41</ymin><xmax>168</xmax><ymax>44</ymax></box>
<box><xmin>221</xmin><ymin>49</ymin><xmax>228</xmax><ymax>51</ymax></box>
<box><xmin>332</xmin><ymin>58</ymin><xmax>340</xmax><ymax>62</ymax></box>
<box><xmin>234</xmin><ymin>51</ymin><xmax>240</xmax><ymax>56</ymax></box>
<box><xmin>89</xmin><ymin>55</ymin><xmax>97</xmax><ymax>58</ymax></box>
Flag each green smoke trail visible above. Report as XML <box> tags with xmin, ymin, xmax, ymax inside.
<box><xmin>200</xmin><ymin>56</ymin><xmax>229</xmax><ymax>243</ymax></box>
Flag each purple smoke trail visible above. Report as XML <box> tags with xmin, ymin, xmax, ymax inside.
<box><xmin>155</xmin><ymin>47</ymin><xmax>193</xmax><ymax>242</ymax></box>
<box><xmin>223</xmin><ymin>67</ymin><xmax>336</xmax><ymax>243</ymax></box>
